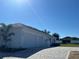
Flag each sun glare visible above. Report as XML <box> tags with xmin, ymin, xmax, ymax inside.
<box><xmin>9</xmin><ymin>0</ymin><xmax>30</xmax><ymax>6</ymax></box>
<box><xmin>16</xmin><ymin>0</ymin><xmax>26</xmax><ymax>4</ymax></box>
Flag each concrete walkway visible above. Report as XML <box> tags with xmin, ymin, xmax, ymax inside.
<box><xmin>2</xmin><ymin>47</ymin><xmax>79</xmax><ymax>59</ymax></box>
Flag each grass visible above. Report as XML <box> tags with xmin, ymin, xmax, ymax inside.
<box><xmin>60</xmin><ymin>44</ymin><xmax>79</xmax><ymax>47</ymax></box>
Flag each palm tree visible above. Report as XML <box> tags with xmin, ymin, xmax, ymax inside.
<box><xmin>0</xmin><ymin>23</ymin><xmax>15</xmax><ymax>48</ymax></box>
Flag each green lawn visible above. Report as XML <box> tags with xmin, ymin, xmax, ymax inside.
<box><xmin>60</xmin><ymin>44</ymin><xmax>79</xmax><ymax>47</ymax></box>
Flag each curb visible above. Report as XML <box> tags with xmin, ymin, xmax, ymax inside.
<box><xmin>65</xmin><ymin>51</ymin><xmax>71</xmax><ymax>59</ymax></box>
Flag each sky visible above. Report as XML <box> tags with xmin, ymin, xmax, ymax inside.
<box><xmin>0</xmin><ymin>0</ymin><xmax>79</xmax><ymax>38</ymax></box>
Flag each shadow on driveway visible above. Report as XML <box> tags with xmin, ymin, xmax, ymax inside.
<box><xmin>0</xmin><ymin>48</ymin><xmax>46</xmax><ymax>59</ymax></box>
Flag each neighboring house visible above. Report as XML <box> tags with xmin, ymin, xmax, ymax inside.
<box><xmin>0</xmin><ymin>23</ymin><xmax>53</xmax><ymax>48</ymax></box>
<box><xmin>55</xmin><ymin>40</ymin><xmax>62</xmax><ymax>43</ymax></box>
<box><xmin>71</xmin><ymin>37</ymin><xmax>79</xmax><ymax>44</ymax></box>
<box><xmin>62</xmin><ymin>37</ymin><xmax>79</xmax><ymax>44</ymax></box>
<box><xmin>71</xmin><ymin>40</ymin><xmax>79</xmax><ymax>44</ymax></box>
<box><xmin>52</xmin><ymin>36</ymin><xmax>62</xmax><ymax>44</ymax></box>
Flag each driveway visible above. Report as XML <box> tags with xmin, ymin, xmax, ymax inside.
<box><xmin>2</xmin><ymin>47</ymin><xmax>79</xmax><ymax>59</ymax></box>
<box><xmin>27</xmin><ymin>47</ymin><xmax>79</xmax><ymax>59</ymax></box>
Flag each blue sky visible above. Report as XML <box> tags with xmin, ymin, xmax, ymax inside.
<box><xmin>0</xmin><ymin>0</ymin><xmax>79</xmax><ymax>37</ymax></box>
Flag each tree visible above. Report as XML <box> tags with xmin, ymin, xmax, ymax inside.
<box><xmin>43</xmin><ymin>29</ymin><xmax>50</xmax><ymax>34</ymax></box>
<box><xmin>52</xmin><ymin>33</ymin><xmax>60</xmax><ymax>40</ymax></box>
<box><xmin>50</xmin><ymin>33</ymin><xmax>59</xmax><ymax>46</ymax></box>
<box><xmin>0</xmin><ymin>23</ymin><xmax>15</xmax><ymax>48</ymax></box>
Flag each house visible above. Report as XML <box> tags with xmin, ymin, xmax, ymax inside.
<box><xmin>62</xmin><ymin>37</ymin><xmax>79</xmax><ymax>44</ymax></box>
<box><xmin>0</xmin><ymin>23</ymin><xmax>53</xmax><ymax>48</ymax></box>
<box><xmin>71</xmin><ymin>37</ymin><xmax>79</xmax><ymax>44</ymax></box>
<box><xmin>71</xmin><ymin>40</ymin><xmax>79</xmax><ymax>44</ymax></box>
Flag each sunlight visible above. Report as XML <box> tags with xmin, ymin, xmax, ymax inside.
<box><xmin>9</xmin><ymin>0</ymin><xmax>30</xmax><ymax>6</ymax></box>
<box><xmin>15</xmin><ymin>0</ymin><xmax>28</xmax><ymax>4</ymax></box>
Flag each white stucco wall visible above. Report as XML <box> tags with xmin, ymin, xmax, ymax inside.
<box><xmin>7</xmin><ymin>24</ymin><xmax>51</xmax><ymax>48</ymax></box>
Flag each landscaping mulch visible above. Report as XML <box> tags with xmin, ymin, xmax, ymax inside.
<box><xmin>68</xmin><ymin>51</ymin><xmax>79</xmax><ymax>59</ymax></box>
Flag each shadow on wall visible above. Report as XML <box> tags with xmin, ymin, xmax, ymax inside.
<box><xmin>0</xmin><ymin>48</ymin><xmax>46</xmax><ymax>59</ymax></box>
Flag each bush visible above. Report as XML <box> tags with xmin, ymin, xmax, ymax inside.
<box><xmin>50</xmin><ymin>43</ymin><xmax>60</xmax><ymax>47</ymax></box>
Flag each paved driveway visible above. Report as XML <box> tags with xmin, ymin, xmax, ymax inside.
<box><xmin>27</xmin><ymin>47</ymin><xmax>79</xmax><ymax>59</ymax></box>
<box><xmin>2</xmin><ymin>47</ymin><xmax>79</xmax><ymax>59</ymax></box>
